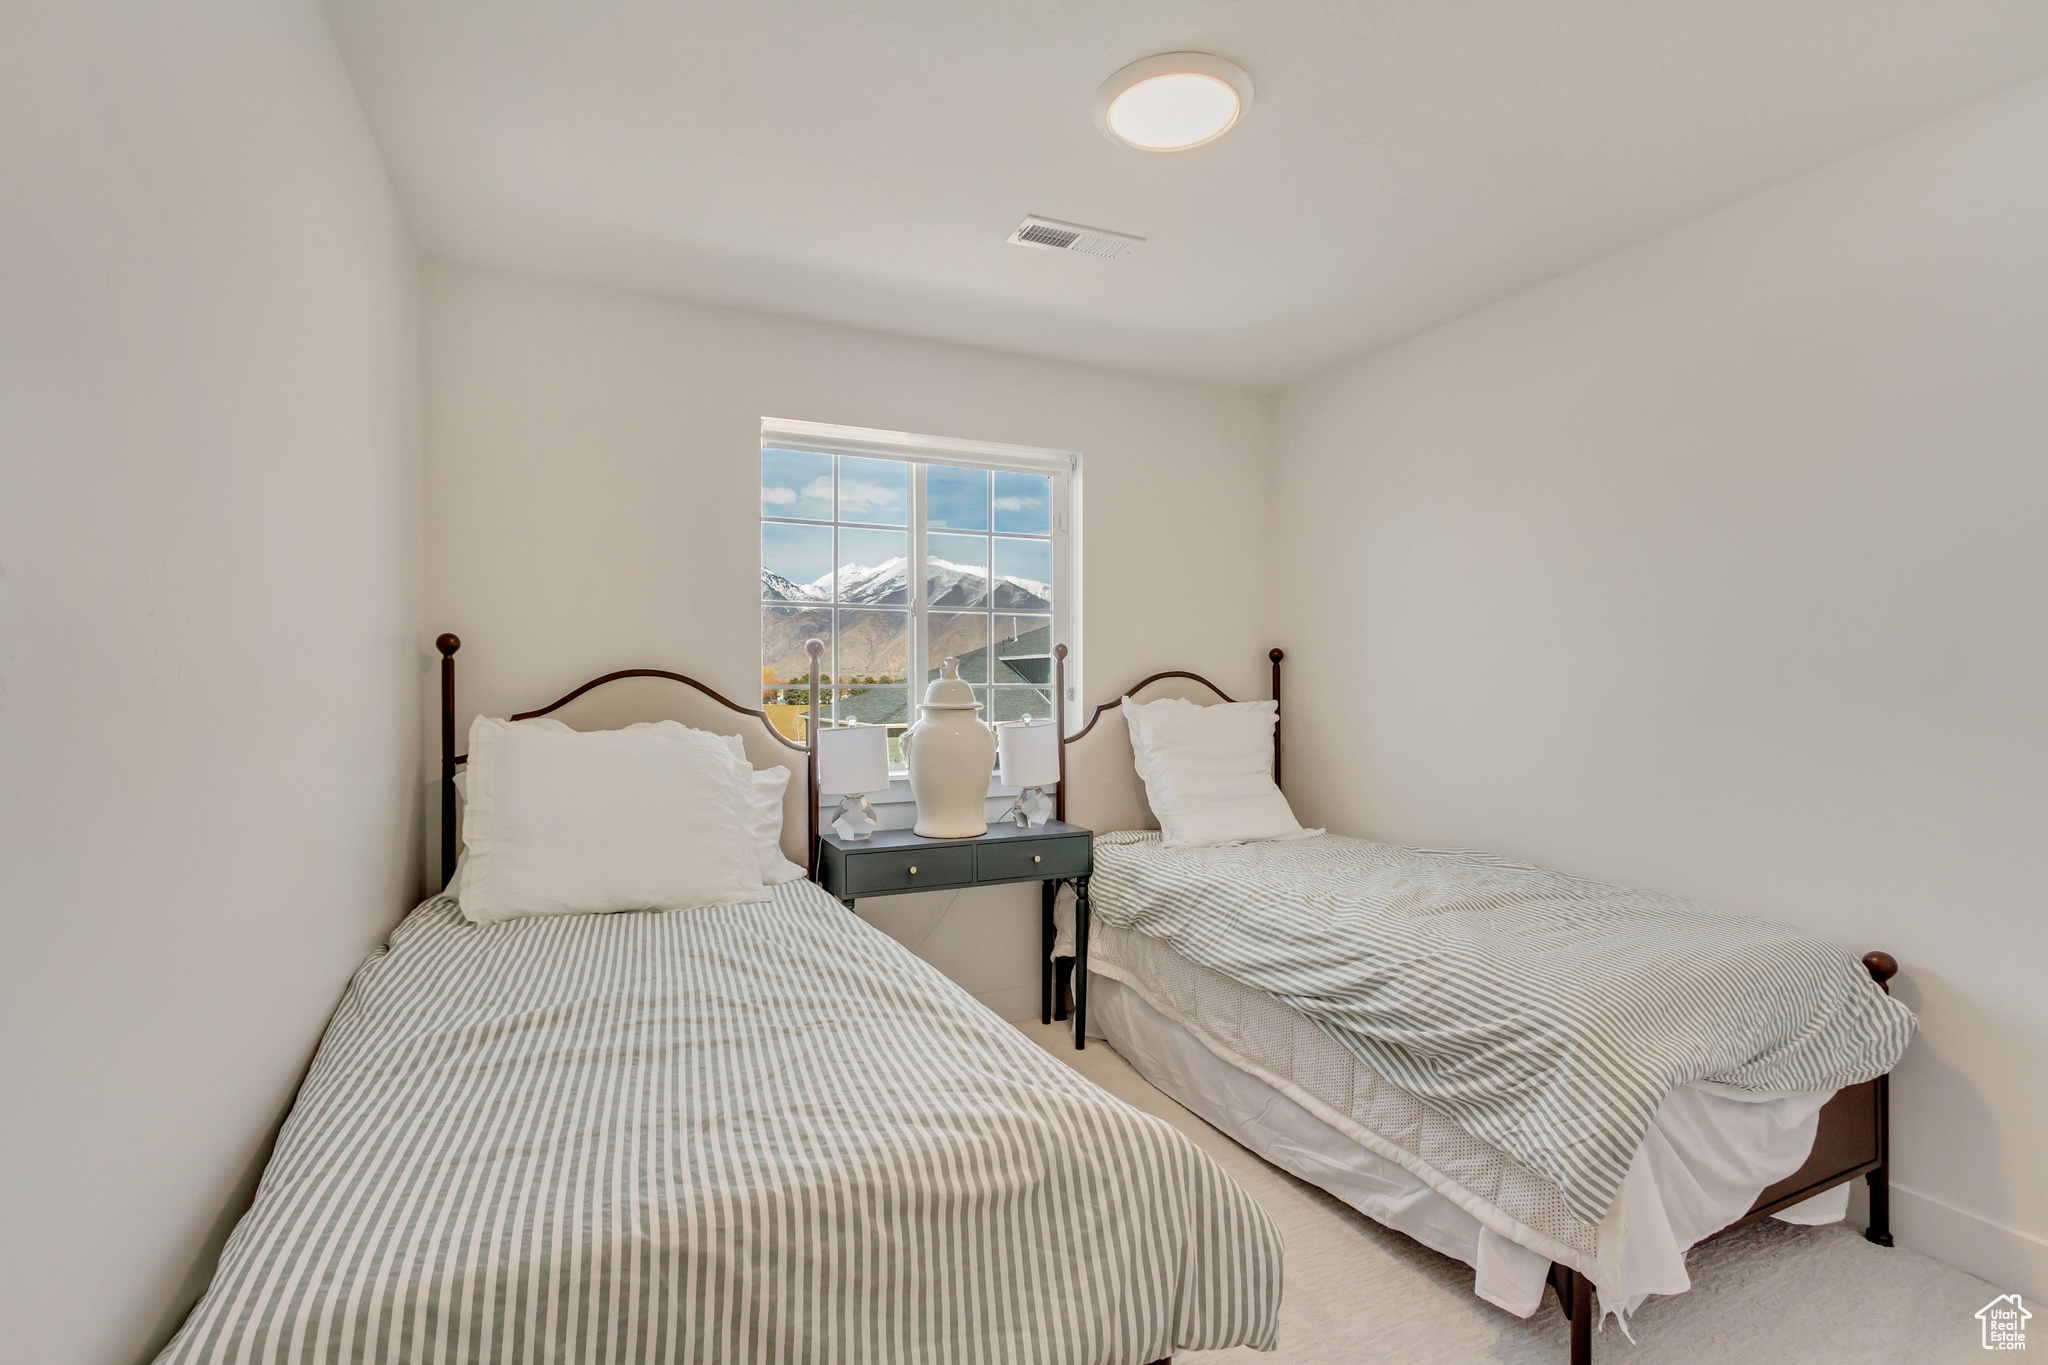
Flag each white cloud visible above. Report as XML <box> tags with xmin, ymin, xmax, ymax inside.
<box><xmin>836</xmin><ymin>478</ymin><xmax>903</xmax><ymax>513</ymax></box>
<box><xmin>761</xmin><ymin>485</ymin><xmax>796</xmax><ymax>505</ymax></box>
<box><xmin>800</xmin><ymin>476</ymin><xmax>834</xmax><ymax>503</ymax></box>
<box><xmin>993</xmin><ymin>495</ymin><xmax>1042</xmax><ymax>512</ymax></box>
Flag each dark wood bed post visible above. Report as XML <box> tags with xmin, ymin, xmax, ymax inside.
<box><xmin>1050</xmin><ymin>644</ymin><xmax>1072</xmax><ymax>1022</ymax></box>
<box><xmin>1548</xmin><ymin>1264</ymin><xmax>1595</xmax><ymax>1365</ymax></box>
<box><xmin>1053</xmin><ymin>644</ymin><xmax>1069</xmax><ymax>824</ymax></box>
<box><xmin>806</xmin><ymin>638</ymin><xmax>824</xmax><ymax>875</ymax></box>
<box><xmin>437</xmin><ymin>633</ymin><xmax>460</xmax><ymax>886</ymax></box>
<box><xmin>1269</xmin><ymin>648</ymin><xmax>1283</xmax><ymax>786</ymax></box>
<box><xmin>1863</xmin><ymin>950</ymin><xmax>1898</xmax><ymax>1247</ymax></box>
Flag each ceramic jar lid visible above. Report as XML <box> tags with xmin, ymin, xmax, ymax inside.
<box><xmin>920</xmin><ymin>657</ymin><xmax>982</xmax><ymax>711</ymax></box>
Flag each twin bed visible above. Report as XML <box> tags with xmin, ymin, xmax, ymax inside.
<box><xmin>1048</xmin><ymin>648</ymin><xmax>1911</xmax><ymax>1363</ymax></box>
<box><xmin>155</xmin><ymin>639</ymin><xmax>1283</xmax><ymax>1365</ymax></box>
<box><xmin>157</xmin><ymin>636</ymin><xmax>1911</xmax><ymax>1365</ymax></box>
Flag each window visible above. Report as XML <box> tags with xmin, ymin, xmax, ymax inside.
<box><xmin>759</xmin><ymin>420</ymin><xmax>1076</xmax><ymax>766</ymax></box>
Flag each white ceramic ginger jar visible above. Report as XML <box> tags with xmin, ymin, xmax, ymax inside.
<box><xmin>899</xmin><ymin>657</ymin><xmax>997</xmax><ymax>838</ymax></box>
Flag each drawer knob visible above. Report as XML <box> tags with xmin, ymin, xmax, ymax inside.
<box><xmin>1033</xmin><ymin>854</ymin><xmax>1042</xmax><ymax>863</ymax></box>
<box><xmin>908</xmin><ymin>866</ymin><xmax>917</xmax><ymax>875</ymax></box>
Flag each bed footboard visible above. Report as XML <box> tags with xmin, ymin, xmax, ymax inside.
<box><xmin>1729</xmin><ymin>950</ymin><xmax>1896</xmax><ymax>1244</ymax></box>
<box><xmin>1547</xmin><ymin>949</ymin><xmax>1899</xmax><ymax>1363</ymax></box>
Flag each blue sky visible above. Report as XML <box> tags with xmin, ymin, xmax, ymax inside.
<box><xmin>764</xmin><ymin>451</ymin><xmax>1050</xmax><ymax>537</ymax></box>
<box><xmin>839</xmin><ymin>526</ymin><xmax>905</xmax><ymax>573</ymax></box>
<box><xmin>991</xmin><ymin>471</ymin><xmax>1051</xmax><ymax>535</ymax></box>
<box><xmin>760</xmin><ymin>448</ymin><xmax>832</xmax><ymax>519</ymax></box>
<box><xmin>761</xmin><ymin>522</ymin><xmax>831</xmax><ymax>584</ymax></box>
<box><xmin>926</xmin><ymin>531</ymin><xmax>983</xmax><ymax>570</ymax></box>
<box><xmin>760</xmin><ymin>449</ymin><xmax>908</xmax><ymax>525</ymax></box>
<box><xmin>994</xmin><ymin>535</ymin><xmax>1051</xmax><ymax>584</ymax></box>
<box><xmin>927</xmin><ymin>465</ymin><xmax>986</xmax><ymax>529</ymax></box>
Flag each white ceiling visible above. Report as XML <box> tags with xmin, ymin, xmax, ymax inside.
<box><xmin>324</xmin><ymin>1</ymin><xmax>2048</xmax><ymax>391</ymax></box>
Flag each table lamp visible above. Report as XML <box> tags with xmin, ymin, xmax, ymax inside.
<box><xmin>995</xmin><ymin>716</ymin><xmax>1059</xmax><ymax>828</ymax></box>
<box><xmin>817</xmin><ymin>723</ymin><xmax>890</xmax><ymax>840</ymax></box>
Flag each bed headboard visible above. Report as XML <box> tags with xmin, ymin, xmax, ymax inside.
<box><xmin>436</xmin><ymin>633</ymin><xmax>823</xmax><ymax>885</ymax></box>
<box><xmin>1053</xmin><ymin>645</ymin><xmax>1282</xmax><ymax>835</ymax></box>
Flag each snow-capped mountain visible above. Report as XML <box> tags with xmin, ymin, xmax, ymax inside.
<box><xmin>760</xmin><ymin>570</ymin><xmax>820</xmax><ymax>601</ymax></box>
<box><xmin>761</xmin><ymin>556</ymin><xmax>1049</xmax><ymax>611</ymax></box>
<box><xmin>836</xmin><ymin>559</ymin><xmax>911</xmax><ymax>606</ymax></box>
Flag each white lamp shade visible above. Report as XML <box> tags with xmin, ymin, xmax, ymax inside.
<box><xmin>996</xmin><ymin>717</ymin><xmax>1060</xmax><ymax>789</ymax></box>
<box><xmin>816</xmin><ymin>724</ymin><xmax>890</xmax><ymax>796</ymax></box>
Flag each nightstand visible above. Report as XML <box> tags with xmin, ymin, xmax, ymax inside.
<box><xmin>815</xmin><ymin>819</ymin><xmax>1095</xmax><ymax>1048</ymax></box>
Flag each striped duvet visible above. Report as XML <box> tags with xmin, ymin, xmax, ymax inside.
<box><xmin>1087</xmin><ymin>832</ymin><xmax>1914</xmax><ymax>1226</ymax></box>
<box><xmin>156</xmin><ymin>881</ymin><xmax>1282</xmax><ymax>1364</ymax></box>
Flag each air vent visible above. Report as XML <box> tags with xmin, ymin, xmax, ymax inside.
<box><xmin>1007</xmin><ymin>215</ymin><xmax>1145</xmax><ymax>259</ymax></box>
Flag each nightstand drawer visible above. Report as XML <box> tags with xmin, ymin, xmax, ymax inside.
<box><xmin>976</xmin><ymin>834</ymin><xmax>1091</xmax><ymax>883</ymax></box>
<box><xmin>843</xmin><ymin>843</ymin><xmax>975</xmax><ymax>894</ymax></box>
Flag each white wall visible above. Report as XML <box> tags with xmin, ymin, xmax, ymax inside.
<box><xmin>0</xmin><ymin>4</ymin><xmax>422</xmax><ymax>1362</ymax></box>
<box><xmin>1272</xmin><ymin>77</ymin><xmax>2048</xmax><ymax>1298</ymax></box>
<box><xmin>424</xmin><ymin>261</ymin><xmax>1272</xmax><ymax>1019</ymax></box>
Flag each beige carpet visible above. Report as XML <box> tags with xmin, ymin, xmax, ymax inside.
<box><xmin>1017</xmin><ymin>1020</ymin><xmax>1999</xmax><ymax>1364</ymax></box>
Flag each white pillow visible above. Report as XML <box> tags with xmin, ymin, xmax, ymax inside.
<box><xmin>740</xmin><ymin>762</ymin><xmax>808</xmax><ymax>884</ymax></box>
<box><xmin>683</xmin><ymin>729</ymin><xmax>808</xmax><ymax>886</ymax></box>
<box><xmin>1123</xmin><ymin>695</ymin><xmax>1312</xmax><ymax>849</ymax></box>
<box><xmin>452</xmin><ymin>723</ymin><xmax>806</xmax><ymax>891</ymax></box>
<box><xmin>445</xmin><ymin>719</ymin><xmax>572</xmax><ymax>894</ymax></box>
<box><xmin>1122</xmin><ymin>696</ymin><xmax>1197</xmax><ymax>814</ymax></box>
<box><xmin>458</xmin><ymin>716</ymin><xmax>767</xmax><ymax>924</ymax></box>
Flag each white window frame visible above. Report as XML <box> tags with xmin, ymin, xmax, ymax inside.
<box><xmin>760</xmin><ymin>418</ymin><xmax>1083</xmax><ymax>800</ymax></box>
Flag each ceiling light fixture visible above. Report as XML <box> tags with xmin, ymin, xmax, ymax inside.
<box><xmin>1094</xmin><ymin>52</ymin><xmax>1254</xmax><ymax>152</ymax></box>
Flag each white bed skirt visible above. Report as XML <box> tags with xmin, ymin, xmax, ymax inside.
<box><xmin>1085</xmin><ymin>970</ymin><xmax>1851</xmax><ymax>1321</ymax></box>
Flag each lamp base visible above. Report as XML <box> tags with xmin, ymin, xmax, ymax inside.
<box><xmin>999</xmin><ymin>787</ymin><xmax>1054</xmax><ymax>829</ymax></box>
<box><xmin>831</xmin><ymin>794</ymin><xmax>880</xmax><ymax>840</ymax></box>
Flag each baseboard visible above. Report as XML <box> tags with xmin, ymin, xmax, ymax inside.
<box><xmin>1868</xmin><ymin>1181</ymin><xmax>2048</xmax><ymax>1300</ymax></box>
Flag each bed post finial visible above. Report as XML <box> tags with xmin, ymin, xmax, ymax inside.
<box><xmin>1269</xmin><ymin>648</ymin><xmax>1284</xmax><ymax>788</ymax></box>
<box><xmin>1053</xmin><ymin>644</ymin><xmax>1069</xmax><ymax>824</ymax></box>
<box><xmin>438</xmin><ymin>634</ymin><xmax>461</xmax><ymax>888</ymax></box>
<box><xmin>1862</xmin><ymin>951</ymin><xmax>1897</xmax><ymax>992</ymax></box>
<box><xmin>806</xmin><ymin>639</ymin><xmax>825</xmax><ymax>874</ymax></box>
